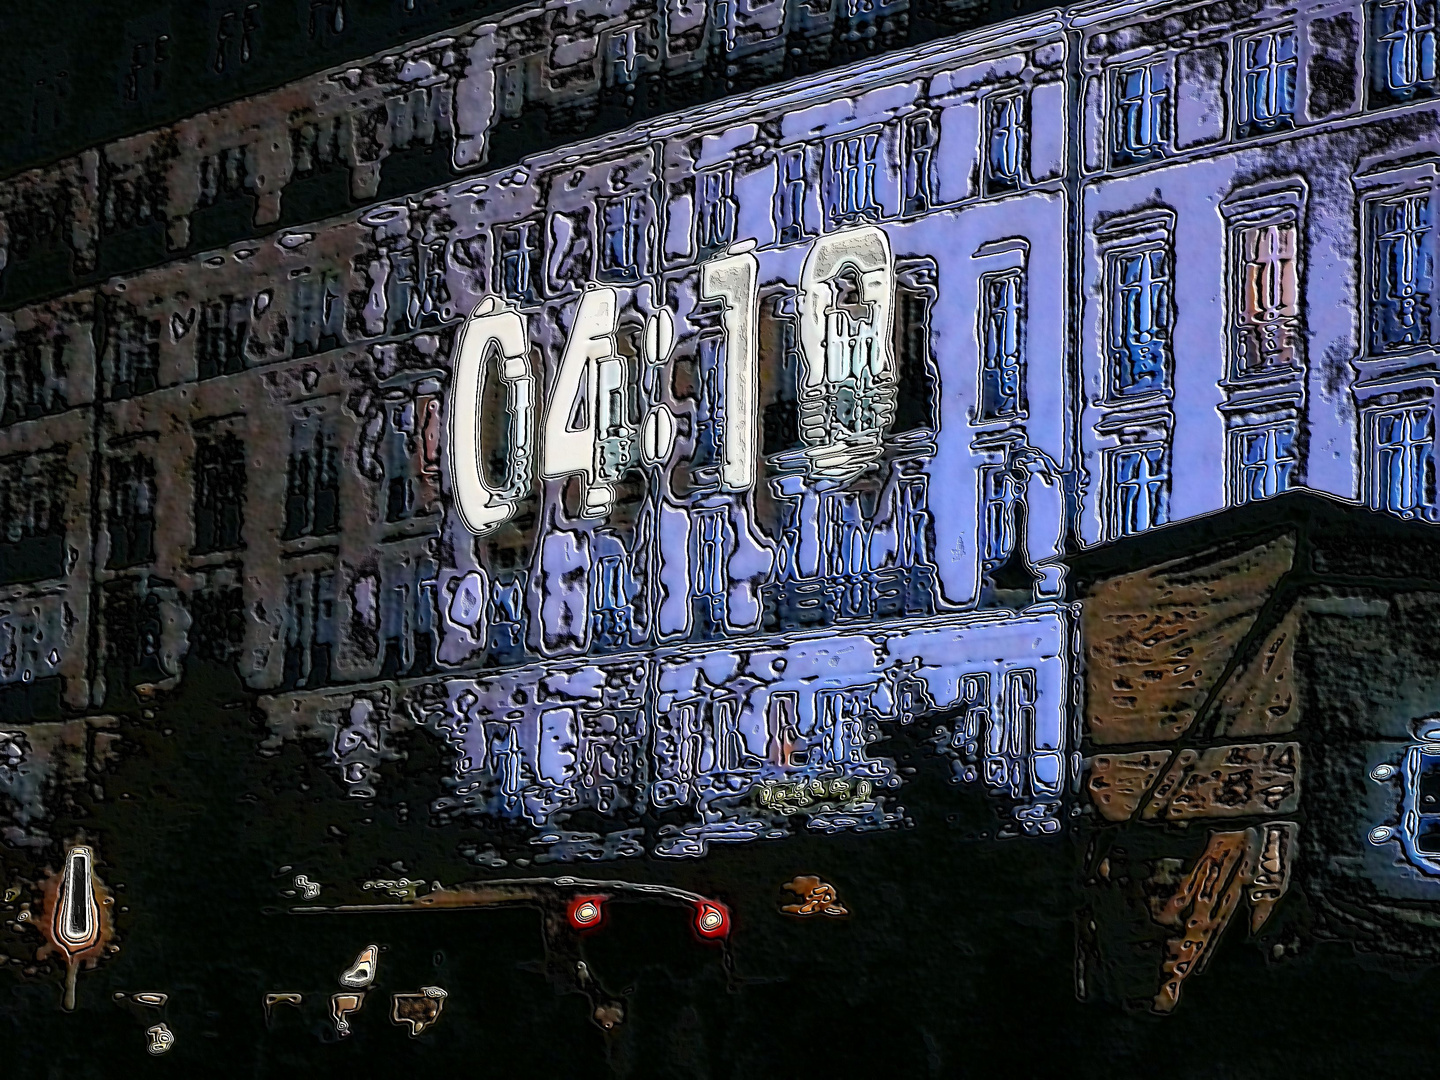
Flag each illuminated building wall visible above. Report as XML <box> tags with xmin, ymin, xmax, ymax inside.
<box><xmin>1</xmin><ymin>0</ymin><xmax>1436</xmax><ymax>861</ymax></box>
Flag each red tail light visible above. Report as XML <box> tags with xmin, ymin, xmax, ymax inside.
<box><xmin>693</xmin><ymin>900</ymin><xmax>730</xmax><ymax>940</ymax></box>
<box><xmin>567</xmin><ymin>895</ymin><xmax>606</xmax><ymax>931</ymax></box>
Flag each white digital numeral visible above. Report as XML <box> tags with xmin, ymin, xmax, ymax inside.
<box><xmin>541</xmin><ymin>285</ymin><xmax>625</xmax><ymax>517</ymax></box>
<box><xmin>449</xmin><ymin>296</ymin><xmax>536</xmax><ymax>534</ymax></box>
<box><xmin>699</xmin><ymin>247</ymin><xmax>760</xmax><ymax>491</ymax></box>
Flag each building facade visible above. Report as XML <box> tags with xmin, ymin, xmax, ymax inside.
<box><xmin>1</xmin><ymin>0</ymin><xmax>1437</xmax><ymax>862</ymax></box>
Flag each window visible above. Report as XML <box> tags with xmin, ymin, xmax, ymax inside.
<box><xmin>498</xmin><ymin>221</ymin><xmax>540</xmax><ymax>302</ymax></box>
<box><xmin>1237</xmin><ymin>29</ymin><xmax>1298</xmax><ymax>136</ymax></box>
<box><xmin>1369</xmin><ymin>403</ymin><xmax>1436</xmax><ymax>518</ymax></box>
<box><xmin>826</xmin><ymin>132</ymin><xmax>881</xmax><ymax>225</ymax></box>
<box><xmin>419</xmin><ymin>239</ymin><xmax>450</xmax><ymax>326</ymax></box>
<box><xmin>197</xmin><ymin>146</ymin><xmax>249</xmax><ymax>209</ymax></box>
<box><xmin>710</xmin><ymin>698</ymin><xmax>745</xmax><ymax>773</ymax></box>
<box><xmin>894</xmin><ymin>476</ymin><xmax>931</xmax><ymax>570</ymax></box>
<box><xmin>1108</xmin><ymin>245</ymin><xmax>1172</xmax><ymax>396</ymax></box>
<box><xmin>385</xmin><ymin>241</ymin><xmax>448</xmax><ymax>333</ymax></box>
<box><xmin>981</xmin><ymin>464</ymin><xmax>1020</xmax><ymax>564</ymax></box>
<box><xmin>109</xmin><ymin>306</ymin><xmax>159</xmax><ymax>399</ymax></box>
<box><xmin>694</xmin><ymin>508</ymin><xmax>727</xmax><ymax>600</ymax></box>
<box><xmin>989</xmin><ymin>668</ymin><xmax>1038</xmax><ymax>794</ymax></box>
<box><xmin>979</xmin><ymin>268</ymin><xmax>1026</xmax><ymax>419</ymax></box>
<box><xmin>307</xmin><ymin>0</ymin><xmax>346</xmax><ymax>40</ymax></box>
<box><xmin>985</xmin><ymin>94</ymin><xmax>1026</xmax><ymax>192</ymax></box>
<box><xmin>289</xmin><ymin>117</ymin><xmax>343</xmax><ymax>178</ymax></box>
<box><xmin>1371</xmin><ymin>0</ymin><xmax>1440</xmax><ymax>104</ymax></box>
<box><xmin>102</xmin><ymin>580</ymin><xmax>164</xmax><ymax>686</ymax></box>
<box><xmin>197</xmin><ymin>295</ymin><xmax>249</xmax><ymax>379</ymax></box>
<box><xmin>816</xmin><ymin>685</ymin><xmax>871</xmax><ymax>766</ymax></box>
<box><xmin>696</xmin><ymin>169</ymin><xmax>735</xmax><ymax>254</ymax></box>
<box><xmin>1111</xmin><ymin>62</ymin><xmax>1169</xmax><ymax>166</ymax></box>
<box><xmin>193</xmin><ymin>432</ymin><xmax>246</xmax><ymax>554</ymax></box>
<box><xmin>893</xmin><ymin>258</ymin><xmax>939</xmax><ymax>433</ymax></box>
<box><xmin>1110</xmin><ymin>444</ymin><xmax>1171</xmax><ymax>536</ymax></box>
<box><xmin>1231</xmin><ymin>218</ymin><xmax>1301</xmax><ymax>377</ymax></box>
<box><xmin>282</xmin><ymin>569</ymin><xmax>336</xmax><ymax>689</ymax></box>
<box><xmin>283</xmin><ymin>427</ymin><xmax>340</xmax><ymax>539</ymax></box>
<box><xmin>759</xmin><ymin>291</ymin><xmax>803</xmax><ymax>455</ymax></box>
<box><xmin>592</xmin><ymin>553</ymin><xmax>630</xmax><ymax>647</ymax></box>
<box><xmin>692</xmin><ymin>507</ymin><xmax>728</xmax><ymax>633</ymax></box>
<box><xmin>291</xmin><ymin>271</ymin><xmax>343</xmax><ymax>357</ymax></box>
<box><xmin>765</xmin><ymin>690</ymin><xmax>801</xmax><ymax>766</ymax></box>
<box><xmin>101</xmin><ymin>171</ymin><xmax>164</xmax><ymax>237</ymax></box>
<box><xmin>1</xmin><ymin>328</ymin><xmax>67</xmax><ymax>424</ymax></box>
<box><xmin>607</xmin><ymin>26</ymin><xmax>640</xmax><ymax>86</ymax></box>
<box><xmin>108</xmin><ymin>455</ymin><xmax>156</xmax><ymax>568</ymax></box>
<box><xmin>123</xmin><ymin>32</ymin><xmax>171</xmax><ymax>107</ymax></box>
<box><xmin>954</xmin><ymin>673</ymin><xmax>991</xmax><ymax>758</ymax></box>
<box><xmin>0</xmin><ymin>451</ymin><xmax>68</xmax><ymax>585</ymax></box>
<box><xmin>1230</xmin><ymin>423</ymin><xmax>1298</xmax><ymax>504</ymax></box>
<box><xmin>1368</xmin><ymin>191</ymin><xmax>1434</xmax><ymax>354</ymax></box>
<box><xmin>378</xmin><ymin>393</ymin><xmax>442</xmax><ymax>524</ymax></box>
<box><xmin>822</xmin><ymin>490</ymin><xmax>869</xmax><ymax>579</ymax></box>
<box><xmin>903</xmin><ymin>113</ymin><xmax>937</xmax><ymax>214</ymax></box>
<box><xmin>776</xmin><ymin>148</ymin><xmax>807</xmax><ymax>244</ymax></box>
<box><xmin>189</xmin><ymin>584</ymin><xmax>245</xmax><ymax>663</ymax></box>
<box><xmin>599</xmin><ymin>192</ymin><xmax>645</xmax><ymax>281</ymax></box>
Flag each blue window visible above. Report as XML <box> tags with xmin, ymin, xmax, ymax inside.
<box><xmin>903</xmin><ymin>114</ymin><xmax>937</xmax><ymax>214</ymax></box>
<box><xmin>498</xmin><ymin>221</ymin><xmax>539</xmax><ymax>301</ymax></box>
<box><xmin>979</xmin><ymin>268</ymin><xmax>1026</xmax><ymax>418</ymax></box>
<box><xmin>599</xmin><ymin>194</ymin><xmax>644</xmax><ymax>282</ymax></box>
<box><xmin>697</xmin><ymin>169</ymin><xmax>735</xmax><ymax>253</ymax></box>
<box><xmin>777</xmin><ymin>148</ymin><xmax>807</xmax><ymax>244</ymax></box>
<box><xmin>591</xmin><ymin>553</ymin><xmax>630</xmax><ymax>648</ymax></box>
<box><xmin>607</xmin><ymin>26</ymin><xmax>639</xmax><ymax>86</ymax></box>
<box><xmin>1368</xmin><ymin>192</ymin><xmax>1434</xmax><ymax>354</ymax></box>
<box><xmin>694</xmin><ymin>507</ymin><xmax>727</xmax><ymax>599</ymax></box>
<box><xmin>822</xmin><ymin>490</ymin><xmax>869</xmax><ymax>578</ymax></box>
<box><xmin>1109</xmin><ymin>245</ymin><xmax>1171</xmax><ymax>396</ymax></box>
<box><xmin>1231</xmin><ymin>423</ymin><xmax>1297</xmax><ymax>505</ymax></box>
<box><xmin>826</xmin><ymin>132</ymin><xmax>881</xmax><ymax>225</ymax></box>
<box><xmin>1371</xmin><ymin>0</ymin><xmax>1440</xmax><ymax>104</ymax></box>
<box><xmin>985</xmin><ymin>94</ymin><xmax>1026</xmax><ymax>192</ymax></box>
<box><xmin>981</xmin><ymin>465</ymin><xmax>1019</xmax><ymax>565</ymax></box>
<box><xmin>1112</xmin><ymin>62</ymin><xmax>1169</xmax><ymax>165</ymax></box>
<box><xmin>1111</xmin><ymin>444</ymin><xmax>1170</xmax><ymax>536</ymax></box>
<box><xmin>1370</xmin><ymin>404</ymin><xmax>1436</xmax><ymax>518</ymax></box>
<box><xmin>1238</xmin><ymin>29</ymin><xmax>1298</xmax><ymax>135</ymax></box>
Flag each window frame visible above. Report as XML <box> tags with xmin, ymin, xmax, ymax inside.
<box><xmin>902</xmin><ymin>112</ymin><xmax>938</xmax><ymax>214</ymax></box>
<box><xmin>1368</xmin><ymin>0</ymin><xmax>1440</xmax><ymax>106</ymax></box>
<box><xmin>1105</xmin><ymin>239</ymin><xmax>1174</xmax><ymax>400</ymax></box>
<box><xmin>983</xmin><ymin>91</ymin><xmax>1028</xmax><ymax>195</ymax></box>
<box><xmin>1109</xmin><ymin>59</ymin><xmax>1171</xmax><ymax>168</ymax></box>
<box><xmin>977</xmin><ymin>266</ymin><xmax>1028</xmax><ymax>421</ymax></box>
<box><xmin>824</xmin><ymin>128</ymin><xmax>884</xmax><ymax>228</ymax></box>
<box><xmin>598</xmin><ymin>190</ymin><xmax>647</xmax><ymax>283</ymax></box>
<box><xmin>1363</xmin><ymin>185</ymin><xmax>1437</xmax><ymax>358</ymax></box>
<box><xmin>1106</xmin><ymin>441</ymin><xmax>1172</xmax><ymax>538</ymax></box>
<box><xmin>1221</xmin><ymin>181</ymin><xmax>1307</xmax><ymax>382</ymax></box>
<box><xmin>496</xmin><ymin>219</ymin><xmax>542</xmax><ymax>304</ymax></box>
<box><xmin>1227</xmin><ymin>420</ymin><xmax>1300</xmax><ymax>506</ymax></box>
<box><xmin>1365</xmin><ymin>399</ymin><xmax>1439</xmax><ymax>519</ymax></box>
<box><xmin>695</xmin><ymin>167</ymin><xmax>736</xmax><ymax>256</ymax></box>
<box><xmin>1235</xmin><ymin>26</ymin><xmax>1299</xmax><ymax>137</ymax></box>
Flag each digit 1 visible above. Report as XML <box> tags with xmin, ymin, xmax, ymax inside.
<box><xmin>796</xmin><ymin>225</ymin><xmax>896</xmax><ymax>480</ymax></box>
<box><xmin>699</xmin><ymin>245</ymin><xmax>760</xmax><ymax>492</ymax></box>
<box><xmin>448</xmin><ymin>295</ymin><xmax>536</xmax><ymax>535</ymax></box>
<box><xmin>541</xmin><ymin>285</ymin><xmax>622</xmax><ymax>518</ymax></box>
